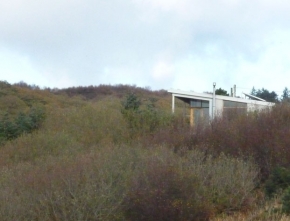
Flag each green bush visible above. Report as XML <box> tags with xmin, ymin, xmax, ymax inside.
<box><xmin>0</xmin><ymin>113</ymin><xmax>18</xmax><ymax>140</ymax></box>
<box><xmin>265</xmin><ymin>167</ymin><xmax>290</xmax><ymax>197</ymax></box>
<box><xmin>122</xmin><ymin>92</ymin><xmax>141</xmax><ymax>111</ymax></box>
<box><xmin>0</xmin><ymin>106</ymin><xmax>45</xmax><ymax>143</ymax></box>
<box><xmin>282</xmin><ymin>186</ymin><xmax>290</xmax><ymax>214</ymax></box>
<box><xmin>121</xmin><ymin>93</ymin><xmax>173</xmax><ymax>139</ymax></box>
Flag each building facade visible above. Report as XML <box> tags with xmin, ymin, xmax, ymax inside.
<box><xmin>168</xmin><ymin>89</ymin><xmax>275</xmax><ymax>126</ymax></box>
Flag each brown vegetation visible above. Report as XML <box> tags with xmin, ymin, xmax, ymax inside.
<box><xmin>0</xmin><ymin>81</ymin><xmax>290</xmax><ymax>220</ymax></box>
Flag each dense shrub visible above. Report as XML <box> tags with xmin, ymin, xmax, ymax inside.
<box><xmin>43</xmin><ymin>98</ymin><xmax>129</xmax><ymax>147</ymax></box>
<box><xmin>124</xmin><ymin>156</ymin><xmax>213</xmax><ymax>221</ymax></box>
<box><xmin>121</xmin><ymin>93</ymin><xmax>173</xmax><ymax>139</ymax></box>
<box><xmin>282</xmin><ymin>187</ymin><xmax>290</xmax><ymax>214</ymax></box>
<box><xmin>0</xmin><ymin>106</ymin><xmax>45</xmax><ymax>143</ymax></box>
<box><xmin>148</xmin><ymin>103</ymin><xmax>290</xmax><ymax>181</ymax></box>
<box><xmin>0</xmin><ymin>146</ymin><xmax>137</xmax><ymax>220</ymax></box>
<box><xmin>124</xmin><ymin>148</ymin><xmax>258</xmax><ymax>221</ymax></box>
<box><xmin>55</xmin><ymin>84</ymin><xmax>169</xmax><ymax>100</ymax></box>
<box><xmin>0</xmin><ymin>145</ymin><xmax>258</xmax><ymax>220</ymax></box>
<box><xmin>265</xmin><ymin>167</ymin><xmax>290</xmax><ymax>198</ymax></box>
<box><xmin>2</xmin><ymin>82</ymin><xmax>289</xmax><ymax>220</ymax></box>
<box><xmin>184</xmin><ymin>150</ymin><xmax>258</xmax><ymax>213</ymax></box>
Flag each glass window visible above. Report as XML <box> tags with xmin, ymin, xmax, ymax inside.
<box><xmin>224</xmin><ymin>101</ymin><xmax>247</xmax><ymax>108</ymax></box>
<box><xmin>202</xmin><ymin>101</ymin><xmax>209</xmax><ymax>108</ymax></box>
<box><xmin>190</xmin><ymin>100</ymin><xmax>209</xmax><ymax>108</ymax></box>
<box><xmin>190</xmin><ymin>100</ymin><xmax>202</xmax><ymax>107</ymax></box>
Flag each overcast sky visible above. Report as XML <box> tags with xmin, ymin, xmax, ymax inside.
<box><xmin>1</xmin><ymin>0</ymin><xmax>290</xmax><ymax>96</ymax></box>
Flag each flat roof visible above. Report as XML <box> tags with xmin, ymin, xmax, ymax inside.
<box><xmin>168</xmin><ymin>89</ymin><xmax>275</xmax><ymax>106</ymax></box>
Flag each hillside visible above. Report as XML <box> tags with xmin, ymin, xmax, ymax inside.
<box><xmin>0</xmin><ymin>81</ymin><xmax>290</xmax><ymax>220</ymax></box>
<box><xmin>55</xmin><ymin>84</ymin><xmax>169</xmax><ymax>100</ymax></box>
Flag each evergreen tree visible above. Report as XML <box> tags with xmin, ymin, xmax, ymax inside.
<box><xmin>1</xmin><ymin>113</ymin><xmax>19</xmax><ymax>140</ymax></box>
<box><xmin>255</xmin><ymin>88</ymin><xmax>278</xmax><ymax>103</ymax></box>
<box><xmin>215</xmin><ymin>88</ymin><xmax>229</xmax><ymax>96</ymax></box>
<box><xmin>122</xmin><ymin>93</ymin><xmax>141</xmax><ymax>111</ymax></box>
<box><xmin>0</xmin><ymin>107</ymin><xmax>46</xmax><ymax>143</ymax></box>
<box><xmin>15</xmin><ymin>112</ymin><xmax>33</xmax><ymax>134</ymax></box>
<box><xmin>250</xmin><ymin>87</ymin><xmax>256</xmax><ymax>96</ymax></box>
<box><xmin>281</xmin><ymin>87</ymin><xmax>290</xmax><ymax>102</ymax></box>
<box><xmin>28</xmin><ymin>106</ymin><xmax>45</xmax><ymax>130</ymax></box>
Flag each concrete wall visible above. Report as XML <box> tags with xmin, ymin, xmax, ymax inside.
<box><xmin>247</xmin><ymin>102</ymin><xmax>272</xmax><ymax>112</ymax></box>
<box><xmin>215</xmin><ymin>99</ymin><xmax>272</xmax><ymax>116</ymax></box>
<box><xmin>215</xmin><ymin>99</ymin><xmax>224</xmax><ymax>115</ymax></box>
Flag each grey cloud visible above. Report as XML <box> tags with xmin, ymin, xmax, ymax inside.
<box><xmin>1</xmin><ymin>0</ymin><xmax>290</xmax><ymax>91</ymax></box>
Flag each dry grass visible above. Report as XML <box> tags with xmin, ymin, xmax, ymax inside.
<box><xmin>213</xmin><ymin>194</ymin><xmax>290</xmax><ymax>221</ymax></box>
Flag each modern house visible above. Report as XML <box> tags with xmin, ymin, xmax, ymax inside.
<box><xmin>168</xmin><ymin>86</ymin><xmax>275</xmax><ymax>127</ymax></box>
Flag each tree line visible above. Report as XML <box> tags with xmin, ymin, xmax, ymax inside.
<box><xmin>250</xmin><ymin>87</ymin><xmax>290</xmax><ymax>103</ymax></box>
<box><xmin>215</xmin><ymin>87</ymin><xmax>290</xmax><ymax>103</ymax></box>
